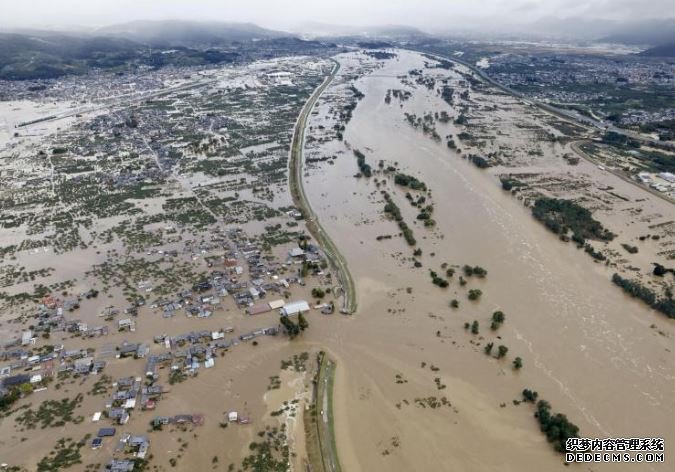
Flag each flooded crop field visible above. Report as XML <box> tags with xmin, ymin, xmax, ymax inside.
<box><xmin>0</xmin><ymin>56</ymin><xmax>343</xmax><ymax>471</ymax></box>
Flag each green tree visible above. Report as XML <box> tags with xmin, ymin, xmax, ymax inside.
<box><xmin>497</xmin><ymin>345</ymin><xmax>508</xmax><ymax>358</ymax></box>
<box><xmin>513</xmin><ymin>357</ymin><xmax>523</xmax><ymax>369</ymax></box>
<box><xmin>280</xmin><ymin>316</ymin><xmax>300</xmax><ymax>339</ymax></box>
<box><xmin>484</xmin><ymin>342</ymin><xmax>494</xmax><ymax>355</ymax></box>
<box><xmin>522</xmin><ymin>389</ymin><xmax>538</xmax><ymax>403</ymax></box>
<box><xmin>491</xmin><ymin>311</ymin><xmax>505</xmax><ymax>330</ymax></box>
<box><xmin>468</xmin><ymin>289</ymin><xmax>482</xmax><ymax>301</ymax></box>
<box><xmin>471</xmin><ymin>320</ymin><xmax>479</xmax><ymax>335</ymax></box>
<box><xmin>298</xmin><ymin>313</ymin><xmax>309</xmax><ymax>332</ymax></box>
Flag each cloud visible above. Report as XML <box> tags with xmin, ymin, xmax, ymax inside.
<box><xmin>0</xmin><ymin>0</ymin><xmax>673</xmax><ymax>31</ymax></box>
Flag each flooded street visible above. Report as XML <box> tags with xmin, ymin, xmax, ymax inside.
<box><xmin>303</xmin><ymin>50</ymin><xmax>675</xmax><ymax>471</ymax></box>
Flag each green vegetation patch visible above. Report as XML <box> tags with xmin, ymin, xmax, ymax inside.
<box><xmin>15</xmin><ymin>394</ymin><xmax>84</xmax><ymax>429</ymax></box>
<box><xmin>532</xmin><ymin>198</ymin><xmax>614</xmax><ymax>242</ymax></box>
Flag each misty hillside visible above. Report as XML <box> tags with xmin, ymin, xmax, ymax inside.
<box><xmin>640</xmin><ymin>42</ymin><xmax>675</xmax><ymax>57</ymax></box>
<box><xmin>0</xmin><ymin>31</ymin><xmax>143</xmax><ymax>80</ymax></box>
<box><xmin>598</xmin><ymin>19</ymin><xmax>675</xmax><ymax>45</ymax></box>
<box><xmin>96</xmin><ymin>20</ymin><xmax>291</xmax><ymax>46</ymax></box>
<box><xmin>524</xmin><ymin>17</ymin><xmax>617</xmax><ymax>40</ymax></box>
<box><xmin>294</xmin><ymin>22</ymin><xmax>427</xmax><ymax>40</ymax></box>
<box><xmin>0</xmin><ymin>30</ymin><xmax>242</xmax><ymax>80</ymax></box>
<box><xmin>0</xmin><ymin>21</ymin><xmax>337</xmax><ymax>80</ymax></box>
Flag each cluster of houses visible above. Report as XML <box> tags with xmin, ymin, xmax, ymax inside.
<box><xmin>101</xmin><ymin>432</ymin><xmax>151</xmax><ymax>471</ymax></box>
<box><xmin>0</xmin><ymin>219</ymin><xmax>333</xmax><ymax>471</ymax></box>
<box><xmin>1</xmin><ymin>335</ymin><xmax>108</xmax><ymax>400</ymax></box>
<box><xmin>135</xmin><ymin>227</ymin><xmax>322</xmax><ymax>321</ymax></box>
<box><xmin>95</xmin><ymin>375</ymin><xmax>167</xmax><ymax>426</ymax></box>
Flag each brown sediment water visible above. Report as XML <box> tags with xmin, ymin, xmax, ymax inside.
<box><xmin>301</xmin><ymin>49</ymin><xmax>675</xmax><ymax>471</ymax></box>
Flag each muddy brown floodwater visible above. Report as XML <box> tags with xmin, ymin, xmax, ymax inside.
<box><xmin>300</xmin><ymin>50</ymin><xmax>675</xmax><ymax>471</ymax></box>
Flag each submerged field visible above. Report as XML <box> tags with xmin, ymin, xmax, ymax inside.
<box><xmin>0</xmin><ymin>57</ymin><xmax>343</xmax><ymax>472</ymax></box>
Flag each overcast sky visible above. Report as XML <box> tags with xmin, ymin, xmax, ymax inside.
<box><xmin>1</xmin><ymin>0</ymin><xmax>674</xmax><ymax>32</ymax></box>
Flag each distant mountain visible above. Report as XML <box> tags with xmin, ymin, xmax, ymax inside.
<box><xmin>0</xmin><ymin>31</ymin><xmax>143</xmax><ymax>80</ymax></box>
<box><xmin>0</xmin><ymin>23</ymin><xmax>332</xmax><ymax>81</ymax></box>
<box><xmin>526</xmin><ymin>17</ymin><xmax>617</xmax><ymax>40</ymax></box>
<box><xmin>429</xmin><ymin>16</ymin><xmax>675</xmax><ymax>45</ymax></box>
<box><xmin>639</xmin><ymin>42</ymin><xmax>675</xmax><ymax>57</ymax></box>
<box><xmin>96</xmin><ymin>20</ymin><xmax>291</xmax><ymax>47</ymax></box>
<box><xmin>598</xmin><ymin>19</ymin><xmax>675</xmax><ymax>45</ymax></box>
<box><xmin>369</xmin><ymin>25</ymin><xmax>428</xmax><ymax>39</ymax></box>
<box><xmin>294</xmin><ymin>22</ymin><xmax>427</xmax><ymax>40</ymax></box>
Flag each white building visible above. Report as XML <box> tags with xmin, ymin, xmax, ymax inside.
<box><xmin>289</xmin><ymin>248</ymin><xmax>305</xmax><ymax>258</ymax></box>
<box><xmin>280</xmin><ymin>300</ymin><xmax>310</xmax><ymax>317</ymax></box>
<box><xmin>21</xmin><ymin>330</ymin><xmax>34</xmax><ymax>346</ymax></box>
<box><xmin>659</xmin><ymin>172</ymin><xmax>675</xmax><ymax>183</ymax></box>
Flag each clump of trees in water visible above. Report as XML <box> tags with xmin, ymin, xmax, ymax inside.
<box><xmin>653</xmin><ymin>263</ymin><xmax>675</xmax><ymax>277</ymax></box>
<box><xmin>363</xmin><ymin>51</ymin><xmax>397</xmax><ymax>60</ymax></box>
<box><xmin>394</xmin><ymin>173</ymin><xmax>427</xmax><ymax>191</ymax></box>
<box><xmin>353</xmin><ymin>149</ymin><xmax>372</xmax><ymax>177</ymax></box>
<box><xmin>490</xmin><ymin>311</ymin><xmax>505</xmax><ymax>330</ymax></box>
<box><xmin>348</xmin><ymin>85</ymin><xmax>365</xmax><ymax>100</ymax></box>
<box><xmin>500</xmin><ymin>176</ymin><xmax>525</xmax><ymax>191</ymax></box>
<box><xmin>532</xmin><ymin>198</ymin><xmax>615</xmax><ymax>242</ymax></box>
<box><xmin>611</xmin><ymin>273</ymin><xmax>675</xmax><ymax>318</ymax></box>
<box><xmin>466</xmin><ymin>154</ymin><xmax>489</xmax><ymax>169</ymax></box>
<box><xmin>339</xmin><ymin>85</ymin><xmax>364</xmax><ymax>127</ymax></box>
<box><xmin>621</xmin><ymin>243</ymin><xmax>639</xmax><ymax>254</ymax></box>
<box><xmin>440</xmin><ymin>85</ymin><xmax>454</xmax><ymax>105</ymax></box>
<box><xmin>468</xmin><ymin>289</ymin><xmax>482</xmax><ymax>301</ymax></box>
<box><xmin>416</xmin><ymin>206</ymin><xmax>436</xmax><ymax>227</ymax></box>
<box><xmin>429</xmin><ymin>270</ymin><xmax>449</xmax><ymax>288</ymax></box>
<box><xmin>520</xmin><ymin>390</ymin><xmax>580</xmax><ymax>453</ymax></box>
<box><xmin>382</xmin><ymin>191</ymin><xmax>416</xmax><ymax>246</ymax></box>
<box><xmin>584</xmin><ymin>243</ymin><xmax>606</xmax><ymax>261</ymax></box>
<box><xmin>280</xmin><ymin>314</ymin><xmax>308</xmax><ymax>339</ymax></box>
<box><xmin>463</xmin><ymin>265</ymin><xmax>487</xmax><ymax>278</ymax></box>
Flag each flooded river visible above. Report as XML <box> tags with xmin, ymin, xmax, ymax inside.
<box><xmin>302</xmin><ymin>50</ymin><xmax>674</xmax><ymax>471</ymax></box>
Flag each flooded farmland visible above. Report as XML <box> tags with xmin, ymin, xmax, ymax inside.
<box><xmin>0</xmin><ymin>55</ymin><xmax>344</xmax><ymax>472</ymax></box>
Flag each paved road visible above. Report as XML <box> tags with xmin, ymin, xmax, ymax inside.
<box><xmin>288</xmin><ymin>59</ymin><xmax>358</xmax><ymax>314</ymax></box>
<box><xmin>315</xmin><ymin>355</ymin><xmax>341</xmax><ymax>472</ymax></box>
